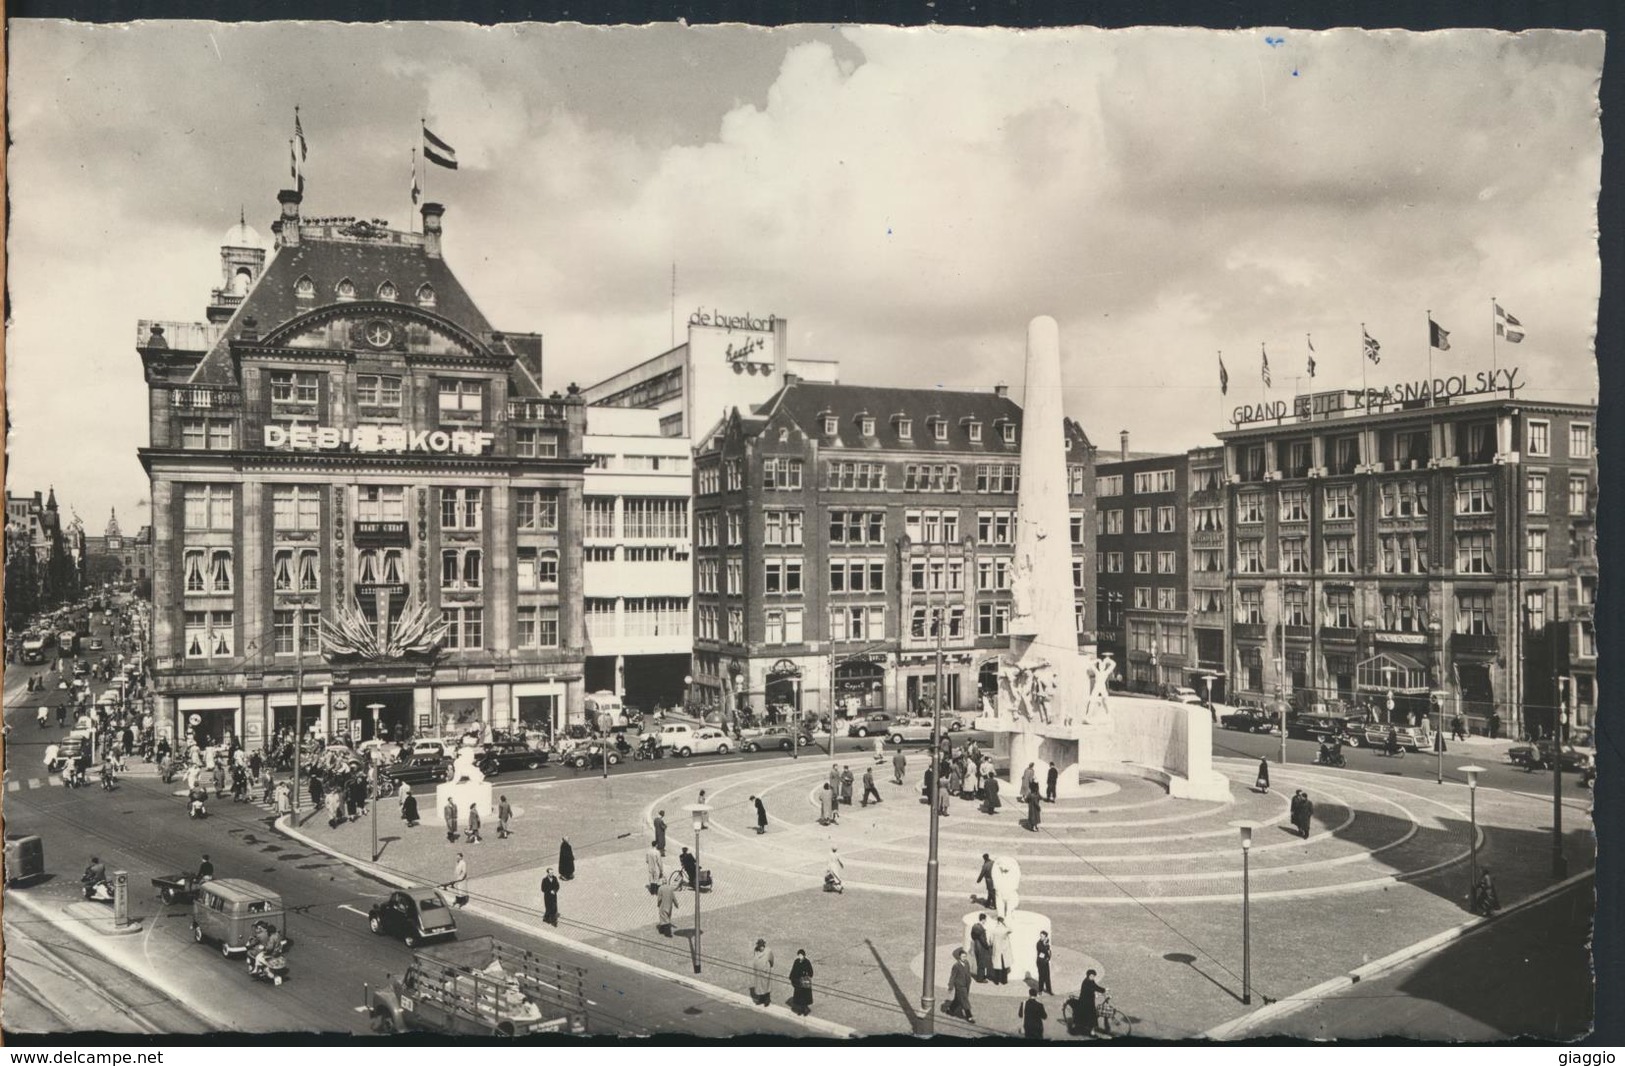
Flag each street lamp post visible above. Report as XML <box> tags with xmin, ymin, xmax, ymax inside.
<box><xmin>1459</xmin><ymin>765</ymin><xmax>1483</xmax><ymax>908</ymax></box>
<box><xmin>1552</xmin><ymin>677</ymin><xmax>1569</xmax><ymax>879</ymax></box>
<box><xmin>1230</xmin><ymin>820</ymin><xmax>1258</xmax><ymax>1004</ymax></box>
<box><xmin>367</xmin><ymin>703</ymin><xmax>384</xmax><ymax>861</ymax></box>
<box><xmin>919</xmin><ymin>559</ymin><xmax>947</xmax><ymax>1034</ymax></box>
<box><xmin>684</xmin><ymin>803</ymin><xmax>711</xmax><ymax>972</ymax></box>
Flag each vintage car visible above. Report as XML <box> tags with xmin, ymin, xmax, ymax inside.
<box><xmin>845</xmin><ymin>713</ymin><xmax>898</xmax><ymax>738</ymax></box>
<box><xmin>1219</xmin><ymin>707</ymin><xmax>1280</xmax><ymax>734</ymax></box>
<box><xmin>1361</xmin><ymin>722</ymin><xmax>1432</xmax><ymax>752</ymax></box>
<box><xmin>739</xmin><ymin>725</ymin><xmax>811</xmax><ymax>753</ymax></box>
<box><xmin>1508</xmin><ymin>729</ymin><xmax>1595</xmax><ymax>774</ymax></box>
<box><xmin>382</xmin><ymin>756</ymin><xmax>453</xmax><ymax>788</ymax></box>
<box><xmin>368</xmin><ymin>887</ymin><xmax>458</xmax><ymax>947</ymax></box>
<box><xmin>885</xmin><ymin>718</ymin><xmax>943</xmax><ymax>744</ymax></box>
<box><xmin>672</xmin><ymin>728</ymin><xmax>732</xmax><ymax>757</ymax></box>
<box><xmin>474</xmin><ymin>741</ymin><xmax>549</xmax><ymax>777</ymax></box>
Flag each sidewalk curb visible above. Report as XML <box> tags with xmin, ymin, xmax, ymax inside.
<box><xmin>275</xmin><ymin>815</ymin><xmax>859</xmax><ymax>1040</ymax></box>
<box><xmin>5</xmin><ymin>887</ymin><xmax>234</xmax><ymax>1032</ymax></box>
<box><xmin>1200</xmin><ymin>868</ymin><xmax>1596</xmax><ymax>1041</ymax></box>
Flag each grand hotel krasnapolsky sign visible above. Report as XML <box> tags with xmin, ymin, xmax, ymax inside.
<box><xmin>1230</xmin><ymin>366</ymin><xmax>1523</xmax><ymax>427</ymax></box>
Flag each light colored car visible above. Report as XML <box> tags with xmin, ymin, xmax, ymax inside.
<box><xmin>1168</xmin><ymin>686</ymin><xmax>1204</xmax><ymax>705</ymax></box>
<box><xmin>886</xmin><ymin>718</ymin><xmax>941</xmax><ymax>745</ymax></box>
<box><xmin>672</xmin><ymin>728</ymin><xmax>732</xmax><ymax>758</ymax></box>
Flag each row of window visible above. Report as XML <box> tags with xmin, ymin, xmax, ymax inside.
<box><xmin>695</xmin><ymin>602</ymin><xmax>1032</xmax><ymax>646</ymax></box>
<box><xmin>818</xmin><ymin>413</ymin><xmax>1017</xmax><ymax>446</ymax></box>
<box><xmin>1225</xmin><ymin>530</ymin><xmax>1556</xmax><ymax>576</ymax></box>
<box><xmin>1096</xmin><ymin>506</ymin><xmax>1178</xmax><ymax>535</ymax></box>
<box><xmin>699</xmin><ymin>458</ymin><xmax>1089</xmax><ymax>496</ymax></box>
<box><xmin>291</xmin><ymin>276</ymin><xmax>434</xmax><ymax>305</ymax></box>
<box><xmin>182</xmin><ymin>485</ymin><xmax>560</xmax><ymax>533</ymax></box>
<box><xmin>183</xmin><ymin>603</ymin><xmax>562</xmax><ymax>658</ymax></box>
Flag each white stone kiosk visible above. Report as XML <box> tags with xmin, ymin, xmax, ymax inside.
<box><xmin>976</xmin><ymin>316</ymin><xmax>1230</xmax><ymax>804</ymax></box>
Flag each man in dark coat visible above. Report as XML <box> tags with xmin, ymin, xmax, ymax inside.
<box><xmin>945</xmin><ymin>948</ymin><xmax>975</xmax><ymax>1022</ymax></box>
<box><xmin>1045</xmin><ymin>762</ymin><xmax>1059</xmax><ymax>803</ymax></box>
<box><xmin>558</xmin><ymin>837</ymin><xmax>576</xmax><ymax>880</ymax></box>
<box><xmin>1020</xmin><ymin>762</ymin><xmax>1036</xmax><ymax>801</ymax></box>
<box><xmin>892</xmin><ymin>749</ymin><xmax>907</xmax><ymax>786</ymax></box>
<box><xmin>981</xmin><ymin>774</ymin><xmax>1001</xmax><ymax>815</ymax></box>
<box><xmin>1026</xmin><ymin>788</ymin><xmax>1042</xmax><ymax>832</ymax></box>
<box><xmin>860</xmin><ymin>767</ymin><xmax>882</xmax><ymax>807</ymax></box>
<box><xmin>1255</xmin><ymin>757</ymin><xmax>1270</xmax><ymax>794</ymax></box>
<box><xmin>752</xmin><ymin>794</ymin><xmax>769</xmax><ymax>834</ymax></box>
<box><xmin>540</xmin><ymin>868</ymin><xmax>560</xmax><ymax>925</ymax></box>
<box><xmin>653</xmin><ymin>810</ymin><xmax>668</xmax><ymax>855</ymax></box>
<box><xmin>1035</xmin><ymin>930</ymin><xmax>1053</xmax><ymax>994</ymax></box>
<box><xmin>977</xmin><ymin>854</ymin><xmax>997</xmax><ymax>908</ymax></box>
<box><xmin>1019</xmin><ymin>987</ymin><xmax>1048</xmax><ymax>1038</ymax></box>
<box><xmin>1074</xmin><ymin>970</ymin><xmax>1106</xmax><ymax>1035</ymax></box>
<box><xmin>680</xmin><ymin>845</ymin><xmax>698</xmax><ymax>888</ymax></box>
<box><xmin>1291</xmin><ymin>790</ymin><xmax>1314</xmax><ymax>838</ymax></box>
<box><xmin>970</xmin><ymin>913</ymin><xmax>993</xmax><ymax>982</ymax></box>
<box><xmin>443</xmin><ymin>797</ymin><xmax>459</xmax><ymax>842</ymax></box>
<box><xmin>839</xmin><ymin>766</ymin><xmax>854</xmax><ymax>806</ymax></box>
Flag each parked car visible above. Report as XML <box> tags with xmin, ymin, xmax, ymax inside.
<box><xmin>367</xmin><ymin>887</ymin><xmax>457</xmax><ymax>947</ymax></box>
<box><xmin>846</xmin><ymin>713</ymin><xmax>897</xmax><ymax>738</ymax></box>
<box><xmin>1219</xmin><ymin>707</ymin><xmax>1280</xmax><ymax>734</ymax></box>
<box><xmin>740</xmin><ymin>725</ymin><xmax>809</xmax><ymax>753</ymax></box>
<box><xmin>673</xmin><ymin>728</ymin><xmax>732</xmax><ymax>758</ymax></box>
<box><xmin>1286</xmin><ymin>713</ymin><xmax>1359</xmax><ymax>744</ymax></box>
<box><xmin>565</xmin><ymin>745</ymin><xmax>623</xmax><ymax>770</ymax></box>
<box><xmin>1164</xmin><ymin>685</ymin><xmax>1204</xmax><ymax>705</ymax></box>
<box><xmin>886</xmin><ymin>718</ymin><xmax>941</xmax><ymax>744</ymax></box>
<box><xmin>382</xmin><ymin>756</ymin><xmax>452</xmax><ymax>788</ymax></box>
<box><xmin>1361</xmin><ymin>722</ymin><xmax>1431</xmax><ymax>752</ymax></box>
<box><xmin>1508</xmin><ymin>729</ymin><xmax>1595</xmax><ymax>773</ymax></box>
<box><xmin>475</xmin><ymin>741</ymin><xmax>549</xmax><ymax>776</ymax></box>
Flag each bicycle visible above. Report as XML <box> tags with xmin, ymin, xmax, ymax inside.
<box><xmin>1062</xmin><ymin>994</ymin><xmax>1134</xmax><ymax>1038</ymax></box>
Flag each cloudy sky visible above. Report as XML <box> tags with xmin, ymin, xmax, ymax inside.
<box><xmin>6</xmin><ymin>22</ymin><xmax>1603</xmax><ymax>526</ymax></box>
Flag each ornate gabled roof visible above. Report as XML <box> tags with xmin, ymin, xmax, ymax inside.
<box><xmin>188</xmin><ymin>234</ymin><xmax>497</xmax><ymax>385</ymax></box>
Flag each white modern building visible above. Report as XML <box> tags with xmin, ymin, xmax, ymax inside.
<box><xmin>581</xmin><ymin>407</ymin><xmax>695</xmax><ymax>710</ymax></box>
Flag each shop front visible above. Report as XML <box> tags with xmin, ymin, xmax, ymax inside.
<box><xmin>903</xmin><ymin>669</ymin><xmax>961</xmax><ymax>715</ymax></box>
<box><xmin>434</xmin><ymin>685</ymin><xmax>488</xmax><ymax>741</ymax></box>
<box><xmin>178</xmin><ymin>695</ymin><xmax>242</xmax><ymax>749</ymax></box>
<box><xmin>832</xmin><ymin>657</ymin><xmax>886</xmax><ymax>719</ymax></box>
<box><xmin>1356</xmin><ymin>651</ymin><xmax>1432</xmax><ymax>725</ymax></box>
<box><xmin>764</xmin><ymin>659</ymin><xmax>803</xmax><ymax>722</ymax></box>
<box><xmin>269</xmin><ymin>694</ymin><xmax>328</xmax><ymax>741</ymax></box>
<box><xmin>348</xmin><ymin>688</ymin><xmax>415</xmax><ymax>743</ymax></box>
<box><xmin>513</xmin><ymin>680</ymin><xmax>567</xmax><ymax>741</ymax></box>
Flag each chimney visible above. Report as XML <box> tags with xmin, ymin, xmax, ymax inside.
<box><xmin>276</xmin><ymin>189</ymin><xmax>302</xmax><ymax>247</ymax></box>
<box><xmin>783</xmin><ymin>372</ymin><xmax>800</xmax><ymax>387</ymax></box>
<box><xmin>421</xmin><ymin>202</ymin><xmax>445</xmax><ymax>259</ymax></box>
<box><xmin>772</xmin><ymin>315</ymin><xmax>789</xmax><ymax>377</ymax></box>
<box><xmin>240</xmin><ymin>317</ymin><xmax>260</xmax><ymax>342</ymax></box>
<box><xmin>1120</xmin><ymin>430</ymin><xmax>1129</xmax><ymax>463</ymax></box>
<box><xmin>994</xmin><ymin>382</ymin><xmax>1009</xmax><ymax>398</ymax></box>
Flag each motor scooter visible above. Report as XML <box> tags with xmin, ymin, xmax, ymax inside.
<box><xmin>633</xmin><ymin>740</ymin><xmax>666</xmax><ymax>761</ymax></box>
<box><xmin>82</xmin><ymin>877</ymin><xmax>114</xmax><ymax>903</ymax></box>
<box><xmin>1315</xmin><ymin>745</ymin><xmax>1346</xmax><ymax>768</ymax></box>
<box><xmin>100</xmin><ymin>765</ymin><xmax>117</xmax><ymax>791</ymax></box>
<box><xmin>37</xmin><ymin>706</ymin><xmax>49</xmax><ymax>729</ymax></box>
<box><xmin>188</xmin><ymin>788</ymin><xmax>208</xmax><ymax>819</ymax></box>
<box><xmin>247</xmin><ymin>949</ymin><xmax>291</xmax><ymax>986</ymax></box>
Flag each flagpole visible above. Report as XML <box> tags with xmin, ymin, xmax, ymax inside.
<box><xmin>1361</xmin><ymin>323</ymin><xmax>1369</xmax><ymax>400</ymax></box>
<box><xmin>1490</xmin><ymin>296</ymin><xmax>1498</xmax><ymax>375</ymax></box>
<box><xmin>420</xmin><ymin>119</ymin><xmax>428</xmax><ymax>207</ymax></box>
<box><xmin>1425</xmin><ymin>309</ymin><xmax>1435</xmax><ymax>394</ymax></box>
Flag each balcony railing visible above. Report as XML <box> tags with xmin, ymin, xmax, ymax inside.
<box><xmin>1234</xmin><ymin>622</ymin><xmax>1267</xmax><ymax>641</ymax></box>
<box><xmin>169</xmin><ymin>387</ymin><xmax>242</xmax><ymax>410</ymax></box>
<box><xmin>507</xmin><ymin>400</ymin><xmax>569</xmax><ymax>422</ymax></box>
<box><xmin>1283</xmin><ymin>624</ymin><xmax>1313</xmax><ymax>641</ymax></box>
<box><xmin>353</xmin><ymin>521</ymin><xmax>411</xmax><ymax>547</ymax></box>
<box><xmin>1321</xmin><ymin>625</ymin><xmax>1358</xmax><ymax>643</ymax></box>
<box><xmin>1450</xmin><ymin>631</ymin><xmax>1499</xmax><ymax>657</ymax></box>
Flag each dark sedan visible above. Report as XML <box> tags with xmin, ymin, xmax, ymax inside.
<box><xmin>367</xmin><ymin>888</ymin><xmax>457</xmax><ymax>947</ymax></box>
<box><xmin>846</xmin><ymin>713</ymin><xmax>897</xmax><ymax>738</ymax></box>
<box><xmin>1220</xmin><ymin>707</ymin><xmax>1280</xmax><ymax>734</ymax></box>
<box><xmin>475</xmin><ymin>742</ymin><xmax>549</xmax><ymax>777</ymax></box>
<box><xmin>382</xmin><ymin>756</ymin><xmax>452</xmax><ymax>788</ymax></box>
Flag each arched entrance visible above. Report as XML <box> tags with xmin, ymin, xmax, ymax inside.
<box><xmin>764</xmin><ymin>659</ymin><xmax>802</xmax><ymax>725</ymax></box>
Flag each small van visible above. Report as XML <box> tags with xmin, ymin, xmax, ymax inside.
<box><xmin>192</xmin><ymin>878</ymin><xmax>287</xmax><ymax>956</ymax></box>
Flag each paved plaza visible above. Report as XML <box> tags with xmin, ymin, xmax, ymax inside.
<box><xmin>284</xmin><ymin>752</ymin><xmax>1594</xmax><ymax>1038</ymax></box>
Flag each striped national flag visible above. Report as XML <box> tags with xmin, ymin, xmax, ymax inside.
<box><xmin>423</xmin><ymin>125</ymin><xmax>459</xmax><ymax>170</ymax></box>
<box><xmin>1495</xmin><ymin>302</ymin><xmax>1525</xmax><ymax>343</ymax></box>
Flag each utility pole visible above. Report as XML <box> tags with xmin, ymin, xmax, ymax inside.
<box><xmin>292</xmin><ymin>616</ymin><xmax>304</xmax><ymax>813</ymax></box>
<box><xmin>919</xmin><ymin>546</ymin><xmax>946</xmax><ymax>1033</ymax></box>
<box><xmin>1552</xmin><ymin>674</ymin><xmax>1569</xmax><ymax>879</ymax></box>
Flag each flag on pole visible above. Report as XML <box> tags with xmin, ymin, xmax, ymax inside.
<box><xmin>289</xmin><ymin>139</ymin><xmax>297</xmax><ymax>181</ymax></box>
<box><xmin>1218</xmin><ymin>352</ymin><xmax>1229</xmax><ymax>395</ymax></box>
<box><xmin>294</xmin><ymin>106</ymin><xmax>308</xmax><ymax>162</ymax></box>
<box><xmin>423</xmin><ymin>125</ymin><xmax>459</xmax><ymax>169</ymax></box>
<box><xmin>1363</xmin><ymin>327</ymin><xmax>1382</xmax><ymax>365</ymax></box>
<box><xmin>1429</xmin><ymin>317</ymin><xmax>1451</xmax><ymax>351</ymax></box>
<box><xmin>1306</xmin><ymin>334</ymin><xmax>1316</xmax><ymax>378</ymax></box>
<box><xmin>411</xmin><ymin>147</ymin><xmax>421</xmax><ymax>206</ymax></box>
<box><xmin>1261</xmin><ymin>344</ymin><xmax>1271</xmax><ymax>387</ymax></box>
<box><xmin>1494</xmin><ymin>303</ymin><xmax>1525</xmax><ymax>343</ymax></box>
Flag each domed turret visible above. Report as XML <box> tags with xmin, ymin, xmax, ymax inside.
<box><xmin>224</xmin><ymin>207</ymin><xmax>263</xmax><ymax>249</ymax></box>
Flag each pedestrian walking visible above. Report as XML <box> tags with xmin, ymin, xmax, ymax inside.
<box><xmin>680</xmin><ymin>845</ymin><xmax>699</xmax><ymax>888</ymax></box>
<box><xmin>260</xmin><ymin>767</ymin><xmax>275</xmax><ymax>805</ymax></box>
<box><xmin>893</xmin><ymin>749</ymin><xmax>907</xmax><ymax>786</ymax></box>
<box><xmin>1019</xmin><ymin>987</ymin><xmax>1048</xmax><ymax>1038</ymax></box>
<box><xmin>981</xmin><ymin>774</ymin><xmax>1001</xmax><ymax>815</ymax></box>
<box><xmin>839</xmin><ymin>765</ymin><xmax>854</xmax><ymax>806</ymax></box>
<box><xmin>558</xmin><ymin>837</ymin><xmax>576</xmax><ymax>880</ymax></box>
<box><xmin>1035</xmin><ymin>930</ymin><xmax>1053</xmax><ymax>994</ymax></box>
<box><xmin>450</xmin><ymin>853</ymin><xmax>469</xmax><ymax>907</ymax></box>
<box><xmin>789</xmin><ymin>950</ymin><xmax>815</xmax><ymax>1016</ymax></box>
<box><xmin>977</xmin><ymin>854</ymin><xmax>997</xmax><ymax>909</ymax></box>
<box><xmin>1025</xmin><ymin>786</ymin><xmax>1042</xmax><ymax>832</ymax></box>
<box><xmin>213</xmin><ymin>760</ymin><xmax>228</xmax><ymax>798</ymax></box>
<box><xmin>1452</xmin><ymin>714</ymin><xmax>1467</xmax><ymax>742</ymax></box>
<box><xmin>1073</xmin><ymin>970</ymin><xmax>1106</xmax><ymax>1036</ymax></box>
<box><xmin>540</xmin><ymin>868</ymin><xmax>560</xmax><ymax>925</ymax></box>
<box><xmin>1020</xmin><ymin>762</ymin><xmax>1036</xmax><ymax>801</ymax></box>
<box><xmin>937</xmin><ymin>778</ymin><xmax>952</xmax><ymax>817</ymax></box>
<box><xmin>860</xmin><ymin>767</ymin><xmax>882</xmax><ymax>806</ymax></box>
<box><xmin>752</xmin><ymin>794</ymin><xmax>768</xmax><ymax>834</ymax></box>
<box><xmin>749</xmin><ymin>938</ymin><xmax>776</xmax><ymax>1006</ymax></box>
<box><xmin>466</xmin><ymin>803</ymin><xmax>483</xmax><ymax>843</ymax></box>
<box><xmin>827</xmin><ymin>765</ymin><xmax>842</xmax><ymax>809</ymax></box>
<box><xmin>325</xmin><ymin>785</ymin><xmax>344</xmax><ymax>829</ymax></box>
<box><xmin>401</xmin><ymin>786</ymin><xmax>419</xmax><ymax>827</ymax></box>
<box><xmin>970</xmin><ymin>913</ymin><xmax>993</xmax><ymax>982</ymax></box>
<box><xmin>275</xmin><ymin>781</ymin><xmax>292</xmax><ymax>818</ymax></box>
<box><xmin>497</xmin><ymin>795</ymin><xmax>513</xmax><ymax>839</ymax></box>
<box><xmin>824</xmin><ymin>847</ymin><xmax>845</xmax><ymax>893</ymax></box>
<box><xmin>1255</xmin><ymin>757</ymin><xmax>1270</xmax><ymax>794</ymax></box>
<box><xmin>646</xmin><ymin>842</ymin><xmax>665</xmax><ymax>892</ymax></box>
<box><xmin>1290</xmin><ymin>789</ymin><xmax>1314</xmax><ymax>838</ymax></box>
<box><xmin>656</xmin><ymin>876</ymin><xmax>678</xmax><ymax>936</ymax></box>
<box><xmin>945</xmin><ymin>947</ymin><xmax>975</xmax><ymax>1022</ymax></box>
<box><xmin>990</xmin><ymin>915</ymin><xmax>1013</xmax><ymax>985</ymax></box>
<box><xmin>653</xmin><ymin>809</ymin><xmax>668</xmax><ymax>855</ymax></box>
<box><xmin>872</xmin><ymin>736</ymin><xmax>885</xmax><ymax>763</ymax></box>
<box><xmin>1045</xmin><ymin>761</ymin><xmax>1059</xmax><ymax>802</ymax></box>
<box><xmin>818</xmin><ymin>782</ymin><xmax>836</xmax><ymax>826</ymax></box>
<box><xmin>443</xmin><ymin>797</ymin><xmax>459</xmax><ymax>842</ymax></box>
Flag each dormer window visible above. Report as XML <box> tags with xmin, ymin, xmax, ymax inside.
<box><xmin>822</xmin><ymin>416</ymin><xmax>838</xmax><ymax>436</ymax></box>
<box><xmin>417</xmin><ymin>283</ymin><xmax>437</xmax><ymax>307</ymax></box>
<box><xmin>335</xmin><ymin>277</ymin><xmax>357</xmax><ymax>300</ymax></box>
<box><xmin>377</xmin><ymin>281</ymin><xmax>398</xmax><ymax>301</ymax></box>
<box><xmin>897</xmin><ymin>418</ymin><xmax>913</xmax><ymax>441</ymax></box>
<box><xmin>859</xmin><ymin>415</ymin><xmax>875</xmax><ymax>437</ymax></box>
<box><xmin>967</xmin><ymin>422</ymin><xmax>983</xmax><ymax>443</ymax></box>
<box><xmin>294</xmin><ymin>275</ymin><xmax>315</xmax><ymax>299</ymax></box>
<box><xmin>1002</xmin><ymin>423</ymin><xmax>1017</xmax><ymax>445</ymax></box>
<box><xmin>932</xmin><ymin>418</ymin><xmax>948</xmax><ymax>442</ymax></box>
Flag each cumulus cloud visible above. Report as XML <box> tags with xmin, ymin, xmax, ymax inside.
<box><xmin>5</xmin><ymin>22</ymin><xmax>1601</xmax><ymax>521</ymax></box>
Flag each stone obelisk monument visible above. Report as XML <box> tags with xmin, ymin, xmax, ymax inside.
<box><xmin>981</xmin><ymin>316</ymin><xmax>1231</xmax><ymax>804</ymax></box>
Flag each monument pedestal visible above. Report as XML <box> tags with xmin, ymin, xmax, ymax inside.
<box><xmin>961</xmin><ymin>911</ymin><xmax>1050</xmax><ymax>986</ymax></box>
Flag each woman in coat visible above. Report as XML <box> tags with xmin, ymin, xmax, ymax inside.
<box><xmin>1255</xmin><ymin>757</ymin><xmax>1271</xmax><ymax>794</ymax></box>
<box><xmin>400</xmin><ymin>787</ymin><xmax>420</xmax><ymax>827</ymax></box>
<box><xmin>559</xmin><ymin>837</ymin><xmax>576</xmax><ymax>880</ymax></box>
<box><xmin>788</xmin><ymin>950</ymin><xmax>814</xmax><ymax>1015</ymax></box>
<box><xmin>749</xmin><ymin>939</ymin><xmax>776</xmax><ymax>1006</ymax></box>
<box><xmin>817</xmin><ymin>783</ymin><xmax>835</xmax><ymax>826</ymax></box>
<box><xmin>981</xmin><ymin>774</ymin><xmax>1001</xmax><ymax>815</ymax></box>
